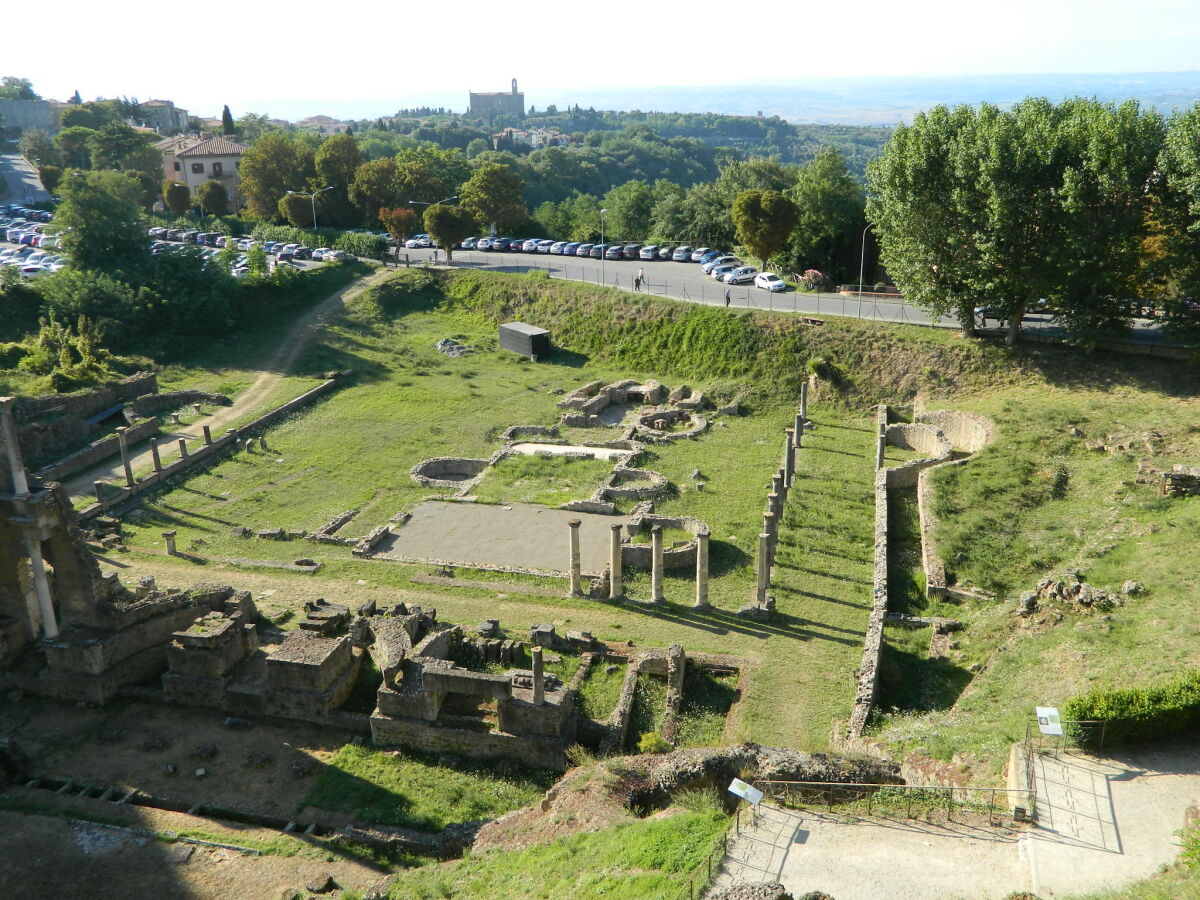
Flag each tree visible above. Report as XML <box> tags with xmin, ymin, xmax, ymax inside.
<box><xmin>277</xmin><ymin>192</ymin><xmax>314</xmax><ymax>228</ymax></box>
<box><xmin>38</xmin><ymin>165</ymin><xmax>63</xmax><ymax>194</ymax></box>
<box><xmin>0</xmin><ymin>76</ymin><xmax>39</xmax><ymax>101</ymax></box>
<box><xmin>124</xmin><ymin>169</ymin><xmax>159</xmax><ymax>210</ymax></box>
<box><xmin>601</xmin><ymin>180</ymin><xmax>655</xmax><ymax>242</ymax></box>
<box><xmin>59</xmin><ymin>101</ymin><xmax>119</xmax><ymax>131</ymax></box>
<box><xmin>55</xmin><ymin>126</ymin><xmax>97</xmax><ymax>169</ymax></box>
<box><xmin>235</xmin><ymin>112</ymin><xmax>273</xmax><ymax>143</ymax></box>
<box><xmin>1158</xmin><ymin>103</ymin><xmax>1200</xmax><ymax>345</ymax></box>
<box><xmin>785</xmin><ymin>147</ymin><xmax>865</xmax><ymax>282</ymax></box>
<box><xmin>379</xmin><ymin>206</ymin><xmax>419</xmax><ymax>243</ymax></box>
<box><xmin>314</xmin><ymin>133</ymin><xmax>362</xmax><ymax>225</ymax></box>
<box><xmin>238</xmin><ymin>132</ymin><xmax>316</xmax><ymax>219</ymax></box>
<box><xmin>194</xmin><ymin>180</ymin><xmax>229</xmax><ymax>216</ymax></box>
<box><xmin>423</xmin><ymin>204</ymin><xmax>477</xmax><ymax>262</ymax></box>
<box><xmin>163</xmin><ymin>181</ymin><xmax>191</xmax><ymax>216</ymax></box>
<box><xmin>221</xmin><ymin>105</ymin><xmax>235</xmax><ymax>135</ymax></box>
<box><xmin>349</xmin><ymin>158</ymin><xmax>400</xmax><ymax>224</ymax></box>
<box><xmin>18</xmin><ymin>128</ymin><xmax>60</xmax><ymax>166</ymax></box>
<box><xmin>88</xmin><ymin>123</ymin><xmax>161</xmax><ymax>177</ymax></box>
<box><xmin>460</xmin><ymin>162</ymin><xmax>527</xmax><ymax>232</ymax></box>
<box><xmin>55</xmin><ymin>169</ymin><xmax>146</xmax><ymax>272</ymax></box>
<box><xmin>731</xmin><ymin>190</ymin><xmax>799</xmax><ymax>268</ymax></box>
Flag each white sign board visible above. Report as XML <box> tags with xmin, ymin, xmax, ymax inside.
<box><xmin>727</xmin><ymin>778</ymin><xmax>764</xmax><ymax>806</ymax></box>
<box><xmin>1036</xmin><ymin>706</ymin><xmax>1063</xmax><ymax>736</ymax></box>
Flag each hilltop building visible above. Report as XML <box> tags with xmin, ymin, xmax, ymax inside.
<box><xmin>469</xmin><ymin>79</ymin><xmax>525</xmax><ymax>120</ymax></box>
<box><xmin>157</xmin><ymin>134</ymin><xmax>248</xmax><ymax>209</ymax></box>
<box><xmin>137</xmin><ymin>100</ymin><xmax>189</xmax><ymax>135</ymax></box>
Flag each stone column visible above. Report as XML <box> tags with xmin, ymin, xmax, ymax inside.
<box><xmin>531</xmin><ymin>645</ymin><xmax>545</xmax><ymax>705</ymax></box>
<box><xmin>783</xmin><ymin>429</ymin><xmax>795</xmax><ymax>485</ymax></box>
<box><xmin>795</xmin><ymin>419</ymin><xmax>804</xmax><ymax>449</ymax></box>
<box><xmin>0</xmin><ymin>397</ymin><xmax>30</xmax><ymax>495</ymax></box>
<box><xmin>800</xmin><ymin>381</ymin><xmax>808</xmax><ymax>420</ymax></box>
<box><xmin>756</xmin><ymin>533</ymin><xmax>770</xmax><ymax>603</ymax></box>
<box><xmin>93</xmin><ymin>481</ymin><xmax>105</xmax><ymax>504</ymax></box>
<box><xmin>695</xmin><ymin>529</ymin><xmax>710</xmax><ymax>609</ymax></box>
<box><xmin>763</xmin><ymin>510</ymin><xmax>777</xmax><ymax>561</ymax></box>
<box><xmin>163</xmin><ymin>530</ymin><xmax>177</xmax><ymax>557</ymax></box>
<box><xmin>609</xmin><ymin>523</ymin><xmax>623</xmax><ymax>600</ymax></box>
<box><xmin>794</xmin><ymin>411</ymin><xmax>805</xmax><ymax>445</ymax></box>
<box><xmin>876</xmin><ymin>429</ymin><xmax>886</xmax><ymax>469</ymax></box>
<box><xmin>178</xmin><ymin>438</ymin><xmax>188</xmax><ymax>460</ymax></box>
<box><xmin>567</xmin><ymin>519</ymin><xmax>582</xmax><ymax>596</ymax></box>
<box><xmin>23</xmin><ymin>538</ymin><xmax>59</xmax><ymax>639</ymax></box>
<box><xmin>149</xmin><ymin>438</ymin><xmax>162</xmax><ymax>473</ymax></box>
<box><xmin>772</xmin><ymin>472</ymin><xmax>785</xmax><ymax>508</ymax></box>
<box><xmin>651</xmin><ymin>525</ymin><xmax>665</xmax><ymax>605</ymax></box>
<box><xmin>202</xmin><ymin>425</ymin><xmax>212</xmax><ymax>445</ymax></box>
<box><xmin>116</xmin><ymin>427</ymin><xmax>134</xmax><ymax>487</ymax></box>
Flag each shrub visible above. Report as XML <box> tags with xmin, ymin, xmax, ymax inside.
<box><xmin>637</xmin><ymin>731</ymin><xmax>671</xmax><ymax>754</ymax></box>
<box><xmin>1062</xmin><ymin>669</ymin><xmax>1200</xmax><ymax>749</ymax></box>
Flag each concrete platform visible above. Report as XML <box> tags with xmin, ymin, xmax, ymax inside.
<box><xmin>375</xmin><ymin>501</ymin><xmax>629</xmax><ymax>575</ymax></box>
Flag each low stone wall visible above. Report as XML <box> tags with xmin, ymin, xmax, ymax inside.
<box><xmin>500</xmin><ymin>424</ymin><xmax>558</xmax><ymax>440</ymax></box>
<box><xmin>635</xmin><ymin>408</ymin><xmax>709</xmax><ymax>442</ymax></box>
<box><xmin>621</xmin><ymin>513</ymin><xmax>705</xmax><ymax>571</ymax></box>
<box><xmin>884</xmin><ymin>423</ymin><xmax>953</xmax><ymax>489</ymax></box>
<box><xmin>847</xmin><ymin>467</ymin><xmax>889</xmax><ymax>739</ymax></box>
<box><xmin>915</xmin><ymin>409</ymin><xmax>994</xmax><ymax>453</ymax></box>
<box><xmin>12</xmin><ymin>372</ymin><xmax>157</xmax><ymax>424</ymax></box>
<box><xmin>410</xmin><ymin>457</ymin><xmax>490</xmax><ymax>488</ymax></box>
<box><xmin>131</xmin><ymin>390</ymin><xmax>231</xmax><ymax>417</ymax></box>
<box><xmin>600</xmin><ymin>467</ymin><xmax>669</xmax><ymax>501</ymax></box>
<box><xmin>77</xmin><ymin>376</ymin><xmax>347</xmax><ymax>521</ymax></box>
<box><xmin>35</xmin><ymin>418</ymin><xmax>160</xmax><ymax>483</ymax></box>
<box><xmin>370</xmin><ymin>715</ymin><xmax>568</xmax><ymax>770</ymax></box>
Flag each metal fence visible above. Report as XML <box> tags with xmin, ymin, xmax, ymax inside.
<box><xmin>752</xmin><ymin>780</ymin><xmax>1026</xmax><ymax>828</ymax></box>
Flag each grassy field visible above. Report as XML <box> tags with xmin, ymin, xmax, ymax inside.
<box><xmin>472</xmin><ymin>454</ymin><xmax>614</xmax><ymax>506</ymax></box>
<box><xmin>675</xmin><ymin>668</ymin><xmax>739</xmax><ymax>748</ymax></box>
<box><xmin>577</xmin><ymin>659</ymin><xmax>627</xmax><ymax>721</ymax></box>
<box><xmin>96</xmin><ymin>268</ymin><xmax>1200</xmax><ymax>780</ymax></box>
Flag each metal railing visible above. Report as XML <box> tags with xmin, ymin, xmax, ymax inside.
<box><xmin>752</xmin><ymin>780</ymin><xmax>1027</xmax><ymax>828</ymax></box>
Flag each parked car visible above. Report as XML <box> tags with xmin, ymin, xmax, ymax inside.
<box><xmin>293</xmin><ymin>246</ymin><xmax>313</xmax><ymax>259</ymax></box>
<box><xmin>311</xmin><ymin>248</ymin><xmax>332</xmax><ymax>260</ymax></box>
<box><xmin>19</xmin><ymin>265</ymin><xmax>50</xmax><ymax>280</ymax></box>
<box><xmin>461</xmin><ymin>237</ymin><xmax>479</xmax><ymax>250</ymax></box>
<box><xmin>575</xmin><ymin>243</ymin><xmax>593</xmax><ymax>256</ymax></box>
<box><xmin>563</xmin><ymin>242</ymin><xmax>581</xmax><ymax>255</ymax></box>
<box><xmin>639</xmin><ymin>245</ymin><xmax>659</xmax><ymax>260</ymax></box>
<box><xmin>690</xmin><ymin>247</ymin><xmax>711</xmax><ymax>262</ymax></box>
<box><xmin>589</xmin><ymin>244</ymin><xmax>607</xmax><ymax>258</ymax></box>
<box><xmin>474</xmin><ymin>236</ymin><xmax>492</xmax><ymax>250</ymax></box>
<box><xmin>709</xmin><ymin>264</ymin><xmax>739</xmax><ymax>281</ymax></box>
<box><xmin>491</xmin><ymin>237</ymin><xmax>512</xmax><ymax>251</ymax></box>
<box><xmin>754</xmin><ymin>272</ymin><xmax>787</xmax><ymax>292</ymax></box>
<box><xmin>549</xmin><ymin>241</ymin><xmax>568</xmax><ymax>254</ymax></box>
<box><xmin>604</xmin><ymin>245</ymin><xmax>624</xmax><ymax>260</ymax></box>
<box><xmin>236</xmin><ymin>238</ymin><xmax>255</xmax><ymax>251</ymax></box>
<box><xmin>672</xmin><ymin>246</ymin><xmax>694</xmax><ymax>261</ymax></box>
<box><xmin>522</xmin><ymin>238</ymin><xmax>542</xmax><ymax>252</ymax></box>
<box><xmin>416</xmin><ymin>234</ymin><xmax>433</xmax><ymax>248</ymax></box>
<box><xmin>537</xmin><ymin>240</ymin><xmax>554</xmax><ymax>253</ymax></box>
<box><xmin>621</xmin><ymin>243</ymin><xmax>642</xmax><ymax>259</ymax></box>
<box><xmin>702</xmin><ymin>255</ymin><xmax>740</xmax><ymax>273</ymax></box>
<box><xmin>724</xmin><ymin>266</ymin><xmax>759</xmax><ymax>285</ymax></box>
<box><xmin>327</xmin><ymin>250</ymin><xmax>353</xmax><ymax>261</ymax></box>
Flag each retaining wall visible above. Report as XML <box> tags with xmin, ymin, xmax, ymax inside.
<box><xmin>847</xmin><ymin>466</ymin><xmax>890</xmax><ymax>739</ymax></box>
<box><xmin>35</xmin><ymin>418</ymin><xmax>160</xmax><ymax>483</ymax></box>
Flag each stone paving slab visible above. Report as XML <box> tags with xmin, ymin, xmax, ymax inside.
<box><xmin>375</xmin><ymin>501</ymin><xmax>629</xmax><ymax>575</ymax></box>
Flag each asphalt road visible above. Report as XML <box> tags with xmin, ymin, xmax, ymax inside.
<box><xmin>0</xmin><ymin>153</ymin><xmax>50</xmax><ymax>205</ymax></box>
<box><xmin>391</xmin><ymin>245</ymin><xmax>1174</xmax><ymax>346</ymax></box>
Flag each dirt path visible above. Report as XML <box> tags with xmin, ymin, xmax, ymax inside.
<box><xmin>61</xmin><ymin>268</ymin><xmax>392</xmax><ymax>501</ymax></box>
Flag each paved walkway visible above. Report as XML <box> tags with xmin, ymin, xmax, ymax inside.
<box><xmin>710</xmin><ymin>743</ymin><xmax>1200</xmax><ymax>899</ymax></box>
<box><xmin>376</xmin><ymin>501</ymin><xmax>629</xmax><ymax>575</ymax></box>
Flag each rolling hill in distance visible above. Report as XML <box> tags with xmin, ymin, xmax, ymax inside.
<box><xmin>247</xmin><ymin>71</ymin><xmax>1200</xmax><ymax>125</ymax></box>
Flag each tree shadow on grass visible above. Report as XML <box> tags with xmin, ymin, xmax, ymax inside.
<box><xmin>875</xmin><ymin>640</ymin><xmax>974</xmax><ymax>712</ymax></box>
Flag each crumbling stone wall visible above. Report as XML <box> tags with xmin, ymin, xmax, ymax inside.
<box><xmin>848</xmin><ymin>467</ymin><xmax>889</xmax><ymax>739</ymax></box>
<box><xmin>34</xmin><ymin>418</ymin><xmax>159</xmax><ymax>483</ymax></box>
<box><xmin>130</xmin><ymin>390</ymin><xmax>230</xmax><ymax>417</ymax></box>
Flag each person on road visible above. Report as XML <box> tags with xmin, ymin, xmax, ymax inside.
<box><xmin>725</xmin><ymin>288</ymin><xmax>731</xmax><ymax>308</ymax></box>
<box><xmin>634</xmin><ymin>275</ymin><xmax>642</xmax><ymax>292</ymax></box>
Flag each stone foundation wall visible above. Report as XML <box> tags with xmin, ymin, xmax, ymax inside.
<box><xmin>847</xmin><ymin>467</ymin><xmax>889</xmax><ymax>739</ymax></box>
<box><xmin>34</xmin><ymin>418</ymin><xmax>160</xmax><ymax>483</ymax></box>
<box><xmin>130</xmin><ymin>390</ymin><xmax>230</xmax><ymax>417</ymax></box>
<box><xmin>12</xmin><ymin>373</ymin><xmax>157</xmax><ymax>424</ymax></box>
<box><xmin>915</xmin><ymin>409</ymin><xmax>995</xmax><ymax>453</ymax></box>
<box><xmin>370</xmin><ymin>715</ymin><xmax>568</xmax><ymax>770</ymax></box>
<box><xmin>884</xmin><ymin>423</ymin><xmax>952</xmax><ymax>489</ymax></box>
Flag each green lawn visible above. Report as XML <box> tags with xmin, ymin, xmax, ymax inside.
<box><xmin>472</xmin><ymin>454</ymin><xmax>614</xmax><ymax>506</ymax></box>
<box><xmin>577</xmin><ymin>659</ymin><xmax>627</xmax><ymax>721</ymax></box>
<box><xmin>675</xmin><ymin>667</ymin><xmax>739</xmax><ymax>748</ymax></box>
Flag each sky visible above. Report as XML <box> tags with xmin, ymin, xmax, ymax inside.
<box><xmin>9</xmin><ymin>0</ymin><xmax>1200</xmax><ymax>119</ymax></box>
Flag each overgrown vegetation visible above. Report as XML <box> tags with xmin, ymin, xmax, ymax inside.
<box><xmin>624</xmin><ymin>674</ymin><xmax>668</xmax><ymax>752</ymax></box>
<box><xmin>1064</xmin><ymin>670</ymin><xmax>1200</xmax><ymax>749</ymax></box>
<box><xmin>674</xmin><ymin>667</ymin><xmax>738</xmax><ymax>748</ymax></box>
<box><xmin>577</xmin><ymin>659</ymin><xmax>626</xmax><ymax>721</ymax></box>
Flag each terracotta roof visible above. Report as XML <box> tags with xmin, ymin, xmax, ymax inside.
<box><xmin>154</xmin><ymin>135</ymin><xmax>203</xmax><ymax>151</ymax></box>
<box><xmin>176</xmin><ymin>136</ymin><xmax>248</xmax><ymax>158</ymax></box>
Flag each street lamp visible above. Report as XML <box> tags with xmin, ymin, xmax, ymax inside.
<box><xmin>287</xmin><ymin>186</ymin><xmax>333</xmax><ymax>230</ymax></box>
<box><xmin>600</xmin><ymin>207</ymin><xmax>608</xmax><ymax>286</ymax></box>
<box><xmin>858</xmin><ymin>223</ymin><xmax>873</xmax><ymax>295</ymax></box>
<box><xmin>407</xmin><ymin>195</ymin><xmax>459</xmax><ymax>207</ymax></box>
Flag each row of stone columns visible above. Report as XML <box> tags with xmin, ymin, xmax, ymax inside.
<box><xmin>95</xmin><ymin>427</ymin><xmax>240</xmax><ymax>506</ymax></box>
<box><xmin>570</xmin><ymin>518</ymin><xmax>710</xmax><ymax>608</ymax></box>
<box><xmin>755</xmin><ymin>386</ymin><xmax>809</xmax><ymax>605</ymax></box>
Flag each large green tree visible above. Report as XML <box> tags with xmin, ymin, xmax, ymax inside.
<box><xmin>221</xmin><ymin>105</ymin><xmax>236</xmax><ymax>135</ymax></box>
<box><xmin>277</xmin><ymin>192</ymin><xmax>314</xmax><ymax>228</ymax></box>
<box><xmin>163</xmin><ymin>181</ymin><xmax>191</xmax><ymax>216</ymax></box>
<box><xmin>379</xmin><ymin>206</ymin><xmax>419</xmax><ymax>243</ymax></box>
<box><xmin>423</xmin><ymin>203</ymin><xmax>477</xmax><ymax>262</ymax></box>
<box><xmin>18</xmin><ymin>128</ymin><xmax>60</xmax><ymax>167</ymax></box>
<box><xmin>601</xmin><ymin>180</ymin><xmax>655</xmax><ymax>242</ymax></box>
<box><xmin>349</xmin><ymin>158</ymin><xmax>400</xmax><ymax>225</ymax></box>
<box><xmin>0</xmin><ymin>76</ymin><xmax>39</xmax><ymax>101</ymax></box>
<box><xmin>238</xmin><ymin>132</ymin><xmax>316</xmax><ymax>219</ymax></box>
<box><xmin>784</xmin><ymin>147</ymin><xmax>865</xmax><ymax>282</ymax></box>
<box><xmin>55</xmin><ymin>126</ymin><xmax>96</xmax><ymax>169</ymax></box>
<box><xmin>1157</xmin><ymin>103</ymin><xmax>1200</xmax><ymax>345</ymax></box>
<box><xmin>460</xmin><ymin>162</ymin><xmax>527</xmax><ymax>232</ymax></box>
<box><xmin>88</xmin><ymin>123</ymin><xmax>162</xmax><ymax>178</ymax></box>
<box><xmin>731</xmin><ymin>190</ymin><xmax>799</xmax><ymax>268</ymax></box>
<box><xmin>194</xmin><ymin>180</ymin><xmax>229</xmax><ymax>216</ymax></box>
<box><xmin>314</xmin><ymin>133</ymin><xmax>362</xmax><ymax>226</ymax></box>
<box><xmin>56</xmin><ymin>170</ymin><xmax>146</xmax><ymax>272</ymax></box>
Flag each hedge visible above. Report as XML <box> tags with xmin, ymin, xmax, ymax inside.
<box><xmin>1062</xmin><ymin>669</ymin><xmax>1200</xmax><ymax>749</ymax></box>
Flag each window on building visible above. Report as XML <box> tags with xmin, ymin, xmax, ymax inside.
<box><xmin>173</xmin><ymin>161</ymin><xmax>180</xmax><ymax>171</ymax></box>
<box><xmin>191</xmin><ymin>163</ymin><xmax>204</xmax><ymax>174</ymax></box>
<box><xmin>211</xmin><ymin>162</ymin><xmax>223</xmax><ymax>177</ymax></box>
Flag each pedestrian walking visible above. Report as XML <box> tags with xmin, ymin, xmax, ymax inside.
<box><xmin>725</xmin><ymin>288</ymin><xmax>731</xmax><ymax>308</ymax></box>
<box><xmin>432</xmin><ymin>248</ymin><xmax>439</xmax><ymax>263</ymax></box>
<box><xmin>638</xmin><ymin>266</ymin><xmax>645</xmax><ymax>283</ymax></box>
<box><xmin>634</xmin><ymin>275</ymin><xmax>642</xmax><ymax>292</ymax></box>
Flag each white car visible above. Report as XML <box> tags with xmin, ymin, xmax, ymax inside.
<box><xmin>754</xmin><ymin>272</ymin><xmax>787</xmax><ymax>292</ymax></box>
<box><xmin>709</xmin><ymin>264</ymin><xmax>739</xmax><ymax>281</ymax></box>
<box><xmin>236</xmin><ymin>238</ymin><xmax>257</xmax><ymax>251</ymax></box>
<box><xmin>19</xmin><ymin>265</ymin><xmax>50</xmax><ymax>280</ymax></box>
<box><xmin>723</xmin><ymin>266</ymin><xmax>759</xmax><ymax>285</ymax></box>
<box><xmin>326</xmin><ymin>250</ymin><xmax>352</xmax><ymax>261</ymax></box>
